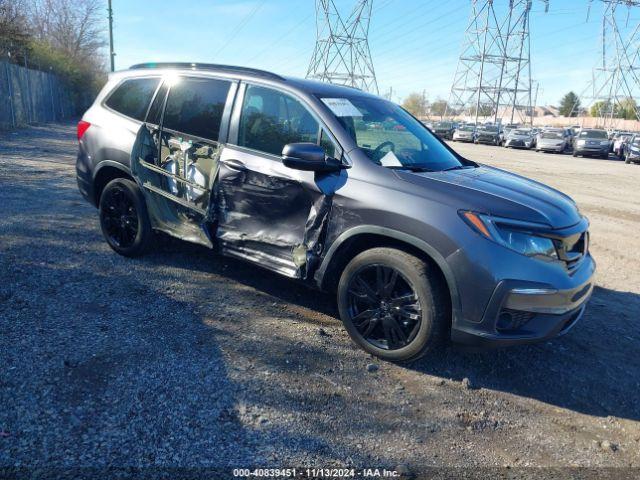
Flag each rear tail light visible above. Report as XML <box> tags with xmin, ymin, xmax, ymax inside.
<box><xmin>77</xmin><ymin>120</ymin><xmax>91</xmax><ymax>140</ymax></box>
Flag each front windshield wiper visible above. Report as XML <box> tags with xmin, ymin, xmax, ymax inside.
<box><xmin>442</xmin><ymin>165</ymin><xmax>475</xmax><ymax>172</ymax></box>
<box><xmin>386</xmin><ymin>165</ymin><xmax>435</xmax><ymax>172</ymax></box>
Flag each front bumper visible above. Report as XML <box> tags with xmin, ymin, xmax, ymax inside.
<box><xmin>505</xmin><ymin>139</ymin><xmax>532</xmax><ymax>148</ymax></box>
<box><xmin>538</xmin><ymin>142</ymin><xmax>565</xmax><ymax>152</ymax></box>
<box><xmin>449</xmin><ymin>229</ymin><xmax>596</xmax><ymax>348</ymax></box>
<box><xmin>453</xmin><ymin>135</ymin><xmax>474</xmax><ymax>142</ymax></box>
<box><xmin>575</xmin><ymin>144</ymin><xmax>609</xmax><ymax>156</ymax></box>
<box><xmin>476</xmin><ymin>136</ymin><xmax>499</xmax><ymax>144</ymax></box>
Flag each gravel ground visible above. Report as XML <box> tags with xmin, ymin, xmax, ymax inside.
<box><xmin>1</xmin><ymin>123</ymin><xmax>640</xmax><ymax>476</ymax></box>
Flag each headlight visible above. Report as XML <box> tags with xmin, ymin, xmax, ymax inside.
<box><xmin>577</xmin><ymin>139</ymin><xmax>586</xmax><ymax>146</ymax></box>
<box><xmin>460</xmin><ymin>211</ymin><xmax>558</xmax><ymax>259</ymax></box>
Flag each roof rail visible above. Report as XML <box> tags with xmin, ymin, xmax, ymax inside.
<box><xmin>128</xmin><ymin>62</ymin><xmax>284</xmax><ymax>81</ymax></box>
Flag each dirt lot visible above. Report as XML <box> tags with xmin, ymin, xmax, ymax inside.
<box><xmin>1</xmin><ymin>123</ymin><xmax>640</xmax><ymax>475</ymax></box>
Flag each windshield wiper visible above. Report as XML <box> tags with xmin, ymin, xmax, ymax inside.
<box><xmin>442</xmin><ymin>165</ymin><xmax>474</xmax><ymax>172</ymax></box>
<box><xmin>386</xmin><ymin>165</ymin><xmax>435</xmax><ymax>172</ymax></box>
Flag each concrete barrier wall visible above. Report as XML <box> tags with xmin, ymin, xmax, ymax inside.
<box><xmin>0</xmin><ymin>61</ymin><xmax>75</xmax><ymax>128</ymax></box>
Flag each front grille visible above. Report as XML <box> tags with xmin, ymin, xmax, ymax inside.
<box><xmin>554</xmin><ymin>231</ymin><xmax>588</xmax><ymax>271</ymax></box>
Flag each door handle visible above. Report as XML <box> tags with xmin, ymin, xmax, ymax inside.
<box><xmin>221</xmin><ymin>159</ymin><xmax>248</xmax><ymax>172</ymax></box>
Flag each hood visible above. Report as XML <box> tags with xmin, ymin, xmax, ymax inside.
<box><xmin>395</xmin><ymin>165</ymin><xmax>582</xmax><ymax>228</ymax></box>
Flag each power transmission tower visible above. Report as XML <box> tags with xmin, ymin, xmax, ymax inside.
<box><xmin>307</xmin><ymin>0</ymin><xmax>379</xmax><ymax>94</ymax></box>
<box><xmin>580</xmin><ymin>0</ymin><xmax>640</xmax><ymax>127</ymax></box>
<box><xmin>446</xmin><ymin>0</ymin><xmax>548</xmax><ymax>126</ymax></box>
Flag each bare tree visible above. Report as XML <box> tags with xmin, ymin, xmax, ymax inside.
<box><xmin>0</xmin><ymin>0</ymin><xmax>31</xmax><ymax>56</ymax></box>
<box><xmin>28</xmin><ymin>0</ymin><xmax>106</xmax><ymax>65</ymax></box>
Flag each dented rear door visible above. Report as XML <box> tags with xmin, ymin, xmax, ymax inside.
<box><xmin>131</xmin><ymin>75</ymin><xmax>237</xmax><ymax>246</ymax></box>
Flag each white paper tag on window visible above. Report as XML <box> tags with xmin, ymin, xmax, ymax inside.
<box><xmin>379</xmin><ymin>151</ymin><xmax>402</xmax><ymax>167</ymax></box>
<box><xmin>321</xmin><ymin>98</ymin><xmax>362</xmax><ymax>117</ymax></box>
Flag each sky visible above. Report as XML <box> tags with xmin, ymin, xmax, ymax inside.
<box><xmin>110</xmin><ymin>0</ymin><xmax>637</xmax><ymax>107</ymax></box>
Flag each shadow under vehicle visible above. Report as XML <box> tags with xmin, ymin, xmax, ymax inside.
<box><xmin>75</xmin><ymin>63</ymin><xmax>595</xmax><ymax>362</ymax></box>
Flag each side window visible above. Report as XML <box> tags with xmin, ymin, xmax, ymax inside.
<box><xmin>238</xmin><ymin>85</ymin><xmax>319</xmax><ymax>156</ymax></box>
<box><xmin>163</xmin><ymin>77</ymin><xmax>231</xmax><ymax>141</ymax></box>
<box><xmin>105</xmin><ymin>77</ymin><xmax>160</xmax><ymax>121</ymax></box>
<box><xmin>146</xmin><ymin>82</ymin><xmax>168</xmax><ymax>125</ymax></box>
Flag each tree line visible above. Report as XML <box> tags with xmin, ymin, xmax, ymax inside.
<box><xmin>401</xmin><ymin>89</ymin><xmax>637</xmax><ymax>121</ymax></box>
<box><xmin>0</xmin><ymin>0</ymin><xmax>106</xmax><ymax>113</ymax></box>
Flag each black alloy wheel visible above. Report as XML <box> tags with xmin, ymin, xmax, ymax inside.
<box><xmin>346</xmin><ymin>264</ymin><xmax>421</xmax><ymax>351</ymax></box>
<box><xmin>337</xmin><ymin>248</ymin><xmax>448</xmax><ymax>362</ymax></box>
<box><xmin>101</xmin><ymin>185</ymin><xmax>139</xmax><ymax>249</ymax></box>
<box><xmin>99</xmin><ymin>178</ymin><xmax>152</xmax><ymax>257</ymax></box>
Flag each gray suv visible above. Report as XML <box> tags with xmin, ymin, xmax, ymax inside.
<box><xmin>76</xmin><ymin>63</ymin><xmax>595</xmax><ymax>362</ymax></box>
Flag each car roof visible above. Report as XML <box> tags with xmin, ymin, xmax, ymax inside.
<box><xmin>126</xmin><ymin>62</ymin><xmax>378</xmax><ymax>99</ymax></box>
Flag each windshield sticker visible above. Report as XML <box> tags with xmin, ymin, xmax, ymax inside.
<box><xmin>321</xmin><ymin>98</ymin><xmax>362</xmax><ymax>117</ymax></box>
<box><xmin>379</xmin><ymin>151</ymin><xmax>403</xmax><ymax>167</ymax></box>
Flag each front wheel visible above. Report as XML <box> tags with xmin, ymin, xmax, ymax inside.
<box><xmin>337</xmin><ymin>248</ymin><xmax>448</xmax><ymax>362</ymax></box>
<box><xmin>99</xmin><ymin>178</ymin><xmax>153</xmax><ymax>257</ymax></box>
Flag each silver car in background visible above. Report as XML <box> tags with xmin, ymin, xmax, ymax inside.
<box><xmin>536</xmin><ymin>128</ymin><xmax>572</xmax><ymax>153</ymax></box>
<box><xmin>504</xmin><ymin>128</ymin><xmax>534</xmax><ymax>149</ymax></box>
<box><xmin>452</xmin><ymin>124</ymin><xmax>476</xmax><ymax>142</ymax></box>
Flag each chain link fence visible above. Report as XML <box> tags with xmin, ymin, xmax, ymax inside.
<box><xmin>0</xmin><ymin>60</ymin><xmax>75</xmax><ymax>128</ymax></box>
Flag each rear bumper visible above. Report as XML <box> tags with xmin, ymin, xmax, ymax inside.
<box><xmin>451</xmin><ymin>254</ymin><xmax>595</xmax><ymax>348</ymax></box>
<box><xmin>76</xmin><ymin>145</ymin><xmax>96</xmax><ymax>206</ymax></box>
<box><xmin>538</xmin><ymin>143</ymin><xmax>565</xmax><ymax>152</ymax></box>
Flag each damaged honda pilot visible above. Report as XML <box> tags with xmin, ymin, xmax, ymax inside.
<box><xmin>76</xmin><ymin>63</ymin><xmax>595</xmax><ymax>362</ymax></box>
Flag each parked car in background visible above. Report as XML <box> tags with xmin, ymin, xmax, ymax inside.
<box><xmin>612</xmin><ymin>132</ymin><xmax>634</xmax><ymax>158</ymax></box>
<box><xmin>504</xmin><ymin>128</ymin><xmax>534</xmax><ymax>149</ymax></box>
<box><xmin>452</xmin><ymin>125</ymin><xmax>476</xmax><ymax>142</ymax></box>
<box><xmin>536</xmin><ymin>128</ymin><xmax>572</xmax><ymax>153</ymax></box>
<box><xmin>475</xmin><ymin>125</ymin><xmax>502</xmax><ymax>145</ymax></box>
<box><xmin>573</xmin><ymin>129</ymin><xmax>610</xmax><ymax>158</ymax></box>
<box><xmin>623</xmin><ymin>135</ymin><xmax>640</xmax><ymax>164</ymax></box>
<box><xmin>432</xmin><ymin>121</ymin><xmax>456</xmax><ymax>140</ymax></box>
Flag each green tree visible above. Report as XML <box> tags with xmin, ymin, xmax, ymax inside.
<box><xmin>430</xmin><ymin>99</ymin><xmax>449</xmax><ymax>117</ymax></box>
<box><xmin>590</xmin><ymin>100</ymin><xmax>612</xmax><ymax>118</ymax></box>
<box><xmin>402</xmin><ymin>92</ymin><xmax>428</xmax><ymax>117</ymax></box>
<box><xmin>616</xmin><ymin>97</ymin><xmax>638</xmax><ymax>120</ymax></box>
<box><xmin>559</xmin><ymin>91</ymin><xmax>580</xmax><ymax>117</ymax></box>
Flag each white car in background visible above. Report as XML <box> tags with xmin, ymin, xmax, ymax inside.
<box><xmin>452</xmin><ymin>125</ymin><xmax>476</xmax><ymax>142</ymax></box>
<box><xmin>504</xmin><ymin>128</ymin><xmax>535</xmax><ymax>149</ymax></box>
<box><xmin>536</xmin><ymin>128</ymin><xmax>572</xmax><ymax>153</ymax></box>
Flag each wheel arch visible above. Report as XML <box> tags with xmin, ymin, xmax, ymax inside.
<box><xmin>93</xmin><ymin>161</ymin><xmax>134</xmax><ymax>205</ymax></box>
<box><xmin>315</xmin><ymin>226</ymin><xmax>461</xmax><ymax>325</ymax></box>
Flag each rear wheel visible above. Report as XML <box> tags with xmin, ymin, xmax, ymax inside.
<box><xmin>99</xmin><ymin>178</ymin><xmax>152</xmax><ymax>257</ymax></box>
<box><xmin>337</xmin><ymin>248</ymin><xmax>448</xmax><ymax>362</ymax></box>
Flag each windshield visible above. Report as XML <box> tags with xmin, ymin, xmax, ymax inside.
<box><xmin>479</xmin><ymin>126</ymin><xmax>498</xmax><ymax>133</ymax></box>
<box><xmin>632</xmin><ymin>137</ymin><xmax>640</xmax><ymax>146</ymax></box>
<box><xmin>513</xmin><ymin>129</ymin><xmax>530</xmax><ymax>135</ymax></box>
<box><xmin>434</xmin><ymin>122</ymin><xmax>452</xmax><ymax>129</ymax></box>
<box><xmin>459</xmin><ymin>126</ymin><xmax>475</xmax><ymax>132</ymax></box>
<box><xmin>579</xmin><ymin>130</ymin><xmax>608</xmax><ymax>139</ymax></box>
<box><xmin>541</xmin><ymin>131</ymin><xmax>563</xmax><ymax>139</ymax></box>
<box><xmin>320</xmin><ymin>96</ymin><xmax>467</xmax><ymax>171</ymax></box>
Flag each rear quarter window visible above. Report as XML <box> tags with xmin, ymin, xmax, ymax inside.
<box><xmin>105</xmin><ymin>77</ymin><xmax>160</xmax><ymax>121</ymax></box>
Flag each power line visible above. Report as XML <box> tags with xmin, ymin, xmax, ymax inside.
<box><xmin>212</xmin><ymin>0</ymin><xmax>267</xmax><ymax>60</ymax></box>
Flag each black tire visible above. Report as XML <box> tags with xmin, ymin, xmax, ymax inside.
<box><xmin>625</xmin><ymin>156</ymin><xmax>631</xmax><ymax>164</ymax></box>
<box><xmin>572</xmin><ymin>151</ymin><xmax>578</xmax><ymax>157</ymax></box>
<box><xmin>337</xmin><ymin>248</ymin><xmax>448</xmax><ymax>362</ymax></box>
<box><xmin>99</xmin><ymin>178</ymin><xmax>153</xmax><ymax>257</ymax></box>
<box><xmin>601</xmin><ymin>153</ymin><xmax>609</xmax><ymax>159</ymax></box>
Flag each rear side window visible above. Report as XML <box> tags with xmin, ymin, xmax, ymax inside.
<box><xmin>162</xmin><ymin>77</ymin><xmax>231</xmax><ymax>141</ymax></box>
<box><xmin>105</xmin><ymin>77</ymin><xmax>160</xmax><ymax>121</ymax></box>
<box><xmin>238</xmin><ymin>85</ymin><xmax>319</xmax><ymax>156</ymax></box>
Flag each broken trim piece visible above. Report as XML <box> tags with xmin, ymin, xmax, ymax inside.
<box><xmin>142</xmin><ymin>182</ymin><xmax>207</xmax><ymax>216</ymax></box>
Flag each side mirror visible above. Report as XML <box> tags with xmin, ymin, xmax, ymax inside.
<box><xmin>282</xmin><ymin>143</ymin><xmax>345</xmax><ymax>172</ymax></box>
